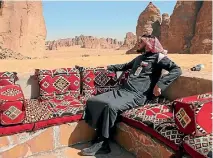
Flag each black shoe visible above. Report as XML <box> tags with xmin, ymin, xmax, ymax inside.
<box><xmin>81</xmin><ymin>139</ymin><xmax>111</xmax><ymax>156</ymax></box>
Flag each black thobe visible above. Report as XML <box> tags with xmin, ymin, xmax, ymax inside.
<box><xmin>83</xmin><ymin>52</ymin><xmax>182</xmax><ymax>138</ymax></box>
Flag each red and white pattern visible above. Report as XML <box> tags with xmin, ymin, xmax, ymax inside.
<box><xmin>78</xmin><ymin>93</ymin><xmax>94</xmax><ymax>106</ymax></box>
<box><xmin>140</xmin><ymin>36</ymin><xmax>164</xmax><ymax>53</ymax></box>
<box><xmin>81</xmin><ymin>67</ymin><xmax>118</xmax><ymax>95</ymax></box>
<box><xmin>184</xmin><ymin>134</ymin><xmax>212</xmax><ymax>157</ymax></box>
<box><xmin>41</xmin><ymin>96</ymin><xmax>84</xmax><ymax>118</ymax></box>
<box><xmin>175</xmin><ymin>92</ymin><xmax>212</xmax><ymax>103</ymax></box>
<box><xmin>0</xmin><ymin>85</ymin><xmax>24</xmax><ymax>102</ymax></box>
<box><xmin>118</xmin><ymin>70</ymin><xmax>130</xmax><ymax>86</ymax></box>
<box><xmin>122</xmin><ymin>101</ymin><xmax>173</xmax><ymax>128</ymax></box>
<box><xmin>174</xmin><ymin>93</ymin><xmax>212</xmax><ymax>136</ymax></box>
<box><xmin>0</xmin><ymin>72</ymin><xmax>18</xmax><ymax>85</ymax></box>
<box><xmin>36</xmin><ymin>68</ymin><xmax>80</xmax><ymax>100</ymax></box>
<box><xmin>0</xmin><ymin>101</ymin><xmax>25</xmax><ymax>125</ymax></box>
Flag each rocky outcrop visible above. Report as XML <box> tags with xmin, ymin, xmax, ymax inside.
<box><xmin>190</xmin><ymin>1</ymin><xmax>212</xmax><ymax>54</ymax></box>
<box><xmin>167</xmin><ymin>1</ymin><xmax>202</xmax><ymax>53</ymax></box>
<box><xmin>46</xmin><ymin>35</ymin><xmax>123</xmax><ymax>50</ymax></box>
<box><xmin>136</xmin><ymin>2</ymin><xmax>161</xmax><ymax>40</ymax></box>
<box><xmin>119</xmin><ymin>32</ymin><xmax>137</xmax><ymax>50</ymax></box>
<box><xmin>0</xmin><ymin>1</ymin><xmax>47</xmax><ymax>57</ymax></box>
<box><xmin>0</xmin><ymin>46</ymin><xmax>32</xmax><ymax>60</ymax></box>
<box><xmin>127</xmin><ymin>1</ymin><xmax>212</xmax><ymax>54</ymax></box>
<box><xmin>160</xmin><ymin>13</ymin><xmax>170</xmax><ymax>50</ymax></box>
<box><xmin>126</xmin><ymin>2</ymin><xmax>161</xmax><ymax>54</ymax></box>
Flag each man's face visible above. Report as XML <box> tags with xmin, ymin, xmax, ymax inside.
<box><xmin>136</xmin><ymin>41</ymin><xmax>146</xmax><ymax>53</ymax></box>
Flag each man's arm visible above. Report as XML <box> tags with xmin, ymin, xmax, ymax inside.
<box><xmin>156</xmin><ymin>56</ymin><xmax>182</xmax><ymax>92</ymax></box>
<box><xmin>106</xmin><ymin>57</ymin><xmax>137</xmax><ymax>72</ymax></box>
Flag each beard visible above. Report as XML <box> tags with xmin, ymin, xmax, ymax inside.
<box><xmin>136</xmin><ymin>47</ymin><xmax>146</xmax><ymax>53</ymax></box>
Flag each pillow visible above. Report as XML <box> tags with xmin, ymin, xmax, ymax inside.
<box><xmin>35</xmin><ymin>68</ymin><xmax>81</xmax><ymax>100</ymax></box>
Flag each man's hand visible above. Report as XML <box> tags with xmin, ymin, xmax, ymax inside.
<box><xmin>153</xmin><ymin>85</ymin><xmax>161</xmax><ymax>96</ymax></box>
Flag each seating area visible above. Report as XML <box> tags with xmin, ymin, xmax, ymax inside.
<box><xmin>0</xmin><ymin>67</ymin><xmax>212</xmax><ymax>158</ymax></box>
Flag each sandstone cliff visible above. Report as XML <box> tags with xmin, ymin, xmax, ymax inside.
<box><xmin>126</xmin><ymin>2</ymin><xmax>161</xmax><ymax>54</ymax></box>
<box><xmin>167</xmin><ymin>1</ymin><xmax>202</xmax><ymax>53</ymax></box>
<box><xmin>136</xmin><ymin>2</ymin><xmax>161</xmax><ymax>40</ymax></box>
<box><xmin>127</xmin><ymin>1</ymin><xmax>212</xmax><ymax>54</ymax></box>
<box><xmin>46</xmin><ymin>35</ymin><xmax>123</xmax><ymax>50</ymax></box>
<box><xmin>160</xmin><ymin>13</ymin><xmax>170</xmax><ymax>50</ymax></box>
<box><xmin>0</xmin><ymin>1</ymin><xmax>46</xmax><ymax>57</ymax></box>
<box><xmin>119</xmin><ymin>32</ymin><xmax>137</xmax><ymax>50</ymax></box>
<box><xmin>190</xmin><ymin>1</ymin><xmax>212</xmax><ymax>54</ymax></box>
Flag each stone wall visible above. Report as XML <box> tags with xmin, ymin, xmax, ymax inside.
<box><xmin>0</xmin><ymin>121</ymin><xmax>96</xmax><ymax>158</ymax></box>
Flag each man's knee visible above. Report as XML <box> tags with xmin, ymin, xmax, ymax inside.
<box><xmin>86</xmin><ymin>96</ymin><xmax>108</xmax><ymax>106</ymax></box>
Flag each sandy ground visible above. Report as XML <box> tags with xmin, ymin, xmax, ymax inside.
<box><xmin>0</xmin><ymin>46</ymin><xmax>212</xmax><ymax>79</ymax></box>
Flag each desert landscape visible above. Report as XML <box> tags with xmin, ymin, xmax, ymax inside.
<box><xmin>0</xmin><ymin>0</ymin><xmax>212</xmax><ymax>87</ymax></box>
<box><xmin>0</xmin><ymin>1</ymin><xmax>212</xmax><ymax>158</ymax></box>
<box><xmin>0</xmin><ymin>1</ymin><xmax>212</xmax><ymax>78</ymax></box>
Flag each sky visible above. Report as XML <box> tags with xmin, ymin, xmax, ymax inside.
<box><xmin>43</xmin><ymin>1</ymin><xmax>177</xmax><ymax>41</ymax></box>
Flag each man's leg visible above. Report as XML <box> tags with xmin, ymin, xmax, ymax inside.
<box><xmin>81</xmin><ymin>97</ymin><xmax>113</xmax><ymax>156</ymax></box>
<box><xmin>81</xmin><ymin>90</ymin><xmax>137</xmax><ymax>156</ymax></box>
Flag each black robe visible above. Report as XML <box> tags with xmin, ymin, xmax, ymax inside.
<box><xmin>83</xmin><ymin>52</ymin><xmax>182</xmax><ymax>138</ymax></box>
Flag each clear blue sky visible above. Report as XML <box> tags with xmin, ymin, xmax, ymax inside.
<box><xmin>43</xmin><ymin>1</ymin><xmax>176</xmax><ymax>41</ymax></box>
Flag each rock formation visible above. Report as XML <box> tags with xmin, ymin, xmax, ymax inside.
<box><xmin>190</xmin><ymin>1</ymin><xmax>212</xmax><ymax>54</ymax></box>
<box><xmin>127</xmin><ymin>1</ymin><xmax>212</xmax><ymax>54</ymax></box>
<box><xmin>126</xmin><ymin>2</ymin><xmax>161</xmax><ymax>54</ymax></box>
<box><xmin>0</xmin><ymin>46</ymin><xmax>32</xmax><ymax>60</ymax></box>
<box><xmin>160</xmin><ymin>13</ymin><xmax>170</xmax><ymax>50</ymax></box>
<box><xmin>46</xmin><ymin>35</ymin><xmax>123</xmax><ymax>50</ymax></box>
<box><xmin>119</xmin><ymin>32</ymin><xmax>137</xmax><ymax>50</ymax></box>
<box><xmin>136</xmin><ymin>2</ymin><xmax>161</xmax><ymax>40</ymax></box>
<box><xmin>167</xmin><ymin>1</ymin><xmax>202</xmax><ymax>53</ymax></box>
<box><xmin>0</xmin><ymin>1</ymin><xmax>46</xmax><ymax>57</ymax></box>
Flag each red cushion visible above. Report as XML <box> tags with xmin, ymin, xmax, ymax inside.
<box><xmin>0</xmin><ymin>72</ymin><xmax>18</xmax><ymax>86</ymax></box>
<box><xmin>122</xmin><ymin>103</ymin><xmax>173</xmax><ymax>128</ymax></box>
<box><xmin>78</xmin><ymin>93</ymin><xmax>94</xmax><ymax>105</ymax></box>
<box><xmin>0</xmin><ymin>100</ymin><xmax>25</xmax><ymax>125</ymax></box>
<box><xmin>175</xmin><ymin>92</ymin><xmax>212</xmax><ymax>103</ymax></box>
<box><xmin>183</xmin><ymin>134</ymin><xmax>212</xmax><ymax>158</ymax></box>
<box><xmin>81</xmin><ymin>67</ymin><xmax>118</xmax><ymax>95</ymax></box>
<box><xmin>36</xmin><ymin>68</ymin><xmax>80</xmax><ymax>100</ymax></box>
<box><xmin>41</xmin><ymin>96</ymin><xmax>84</xmax><ymax>118</ymax></box>
<box><xmin>174</xmin><ymin>93</ymin><xmax>212</xmax><ymax>136</ymax></box>
<box><xmin>24</xmin><ymin>99</ymin><xmax>53</xmax><ymax>124</ymax></box>
<box><xmin>118</xmin><ymin>70</ymin><xmax>130</xmax><ymax>85</ymax></box>
<box><xmin>0</xmin><ymin>85</ymin><xmax>24</xmax><ymax>102</ymax></box>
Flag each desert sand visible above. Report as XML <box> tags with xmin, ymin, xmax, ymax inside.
<box><xmin>0</xmin><ymin>46</ymin><xmax>212</xmax><ymax>79</ymax></box>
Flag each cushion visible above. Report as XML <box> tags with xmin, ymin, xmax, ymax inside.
<box><xmin>122</xmin><ymin>105</ymin><xmax>173</xmax><ymax>128</ymax></box>
<box><xmin>81</xmin><ymin>67</ymin><xmax>118</xmax><ymax>95</ymax></box>
<box><xmin>0</xmin><ymin>72</ymin><xmax>18</xmax><ymax>85</ymax></box>
<box><xmin>0</xmin><ymin>100</ymin><xmax>25</xmax><ymax>125</ymax></box>
<box><xmin>0</xmin><ymin>84</ymin><xmax>24</xmax><ymax>102</ymax></box>
<box><xmin>0</xmin><ymin>84</ymin><xmax>25</xmax><ymax>125</ymax></box>
<box><xmin>121</xmin><ymin>100</ymin><xmax>180</xmax><ymax>151</ymax></box>
<box><xmin>173</xmin><ymin>92</ymin><xmax>212</xmax><ymax>136</ymax></box>
<box><xmin>155</xmin><ymin>122</ymin><xmax>184</xmax><ymax>145</ymax></box>
<box><xmin>183</xmin><ymin>134</ymin><xmax>212</xmax><ymax>158</ymax></box>
<box><xmin>35</xmin><ymin>68</ymin><xmax>80</xmax><ymax>100</ymax></box>
<box><xmin>78</xmin><ymin>93</ymin><xmax>94</xmax><ymax>106</ymax></box>
<box><xmin>118</xmin><ymin>70</ymin><xmax>130</xmax><ymax>86</ymax></box>
<box><xmin>40</xmin><ymin>96</ymin><xmax>84</xmax><ymax>118</ymax></box>
<box><xmin>24</xmin><ymin>99</ymin><xmax>53</xmax><ymax>123</ymax></box>
<box><xmin>122</xmin><ymin>98</ymin><xmax>173</xmax><ymax>129</ymax></box>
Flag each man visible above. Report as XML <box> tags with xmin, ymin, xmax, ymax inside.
<box><xmin>81</xmin><ymin>34</ymin><xmax>182</xmax><ymax>156</ymax></box>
